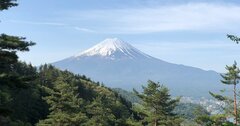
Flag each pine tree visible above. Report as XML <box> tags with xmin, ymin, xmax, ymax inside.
<box><xmin>134</xmin><ymin>80</ymin><xmax>182</xmax><ymax>126</ymax></box>
<box><xmin>1</xmin><ymin>1</ymin><xmax>35</xmax><ymax>124</ymax></box>
<box><xmin>220</xmin><ymin>62</ymin><xmax>240</xmax><ymax>125</ymax></box>
<box><xmin>8</xmin><ymin>62</ymin><xmax>41</xmax><ymax>124</ymax></box>
<box><xmin>37</xmin><ymin>77</ymin><xmax>88</xmax><ymax>126</ymax></box>
<box><xmin>0</xmin><ymin>0</ymin><xmax>18</xmax><ymax>10</ymax></box>
<box><xmin>227</xmin><ymin>34</ymin><xmax>240</xmax><ymax>44</ymax></box>
<box><xmin>209</xmin><ymin>35</ymin><xmax>240</xmax><ymax>126</ymax></box>
<box><xmin>0</xmin><ymin>34</ymin><xmax>35</xmax><ymax>116</ymax></box>
<box><xmin>85</xmin><ymin>96</ymin><xmax>116</xmax><ymax>126</ymax></box>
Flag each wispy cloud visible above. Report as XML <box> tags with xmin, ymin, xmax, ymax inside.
<box><xmin>8</xmin><ymin>20</ymin><xmax>96</xmax><ymax>33</ymax></box>
<box><xmin>8</xmin><ymin>20</ymin><xmax>67</xmax><ymax>26</ymax></box>
<box><xmin>8</xmin><ymin>3</ymin><xmax>240</xmax><ymax>34</ymax></box>
<box><xmin>65</xmin><ymin>3</ymin><xmax>240</xmax><ymax>34</ymax></box>
<box><xmin>74</xmin><ymin>27</ymin><xmax>96</xmax><ymax>33</ymax></box>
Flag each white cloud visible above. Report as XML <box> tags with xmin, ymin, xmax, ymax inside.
<box><xmin>74</xmin><ymin>27</ymin><xmax>96</xmax><ymax>33</ymax></box>
<box><xmin>7</xmin><ymin>20</ymin><xmax>96</xmax><ymax>33</ymax></box>
<box><xmin>66</xmin><ymin>3</ymin><xmax>240</xmax><ymax>34</ymax></box>
<box><xmin>8</xmin><ymin>20</ymin><xmax>67</xmax><ymax>26</ymax></box>
<box><xmin>8</xmin><ymin>3</ymin><xmax>240</xmax><ymax>34</ymax></box>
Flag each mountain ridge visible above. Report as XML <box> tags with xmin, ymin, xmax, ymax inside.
<box><xmin>53</xmin><ymin>38</ymin><xmax>223</xmax><ymax>98</ymax></box>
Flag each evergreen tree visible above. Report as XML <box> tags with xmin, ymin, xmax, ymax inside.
<box><xmin>195</xmin><ymin>114</ymin><xmax>232</xmax><ymax>126</ymax></box>
<box><xmin>134</xmin><ymin>80</ymin><xmax>182</xmax><ymax>126</ymax></box>
<box><xmin>85</xmin><ymin>96</ymin><xmax>116</xmax><ymax>126</ymax></box>
<box><xmin>227</xmin><ymin>34</ymin><xmax>240</xmax><ymax>44</ymax></box>
<box><xmin>0</xmin><ymin>34</ymin><xmax>35</xmax><ymax>118</ymax></box>
<box><xmin>210</xmin><ymin>62</ymin><xmax>240</xmax><ymax>126</ymax></box>
<box><xmin>0</xmin><ymin>1</ymin><xmax>36</xmax><ymax>124</ymax></box>
<box><xmin>209</xmin><ymin>35</ymin><xmax>240</xmax><ymax>126</ymax></box>
<box><xmin>8</xmin><ymin>62</ymin><xmax>48</xmax><ymax>125</ymax></box>
<box><xmin>0</xmin><ymin>0</ymin><xmax>17</xmax><ymax>10</ymax></box>
<box><xmin>37</xmin><ymin>65</ymin><xmax>135</xmax><ymax>126</ymax></box>
<box><xmin>221</xmin><ymin>62</ymin><xmax>240</xmax><ymax>125</ymax></box>
<box><xmin>37</xmin><ymin>77</ymin><xmax>88</xmax><ymax>126</ymax></box>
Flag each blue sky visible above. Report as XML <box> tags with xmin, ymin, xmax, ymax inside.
<box><xmin>1</xmin><ymin>0</ymin><xmax>240</xmax><ymax>72</ymax></box>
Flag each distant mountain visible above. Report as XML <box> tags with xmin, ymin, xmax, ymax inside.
<box><xmin>53</xmin><ymin>38</ymin><xmax>223</xmax><ymax>98</ymax></box>
<box><xmin>76</xmin><ymin>38</ymin><xmax>152</xmax><ymax>60</ymax></box>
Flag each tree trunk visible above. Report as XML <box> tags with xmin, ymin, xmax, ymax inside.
<box><xmin>154</xmin><ymin>109</ymin><xmax>157</xmax><ymax>126</ymax></box>
<box><xmin>154</xmin><ymin>119</ymin><xmax>157</xmax><ymax>126</ymax></box>
<box><xmin>234</xmin><ymin>84</ymin><xmax>238</xmax><ymax>125</ymax></box>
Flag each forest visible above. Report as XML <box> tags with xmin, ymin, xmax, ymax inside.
<box><xmin>1</xmin><ymin>0</ymin><xmax>240</xmax><ymax>126</ymax></box>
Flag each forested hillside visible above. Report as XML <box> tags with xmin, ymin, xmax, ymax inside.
<box><xmin>0</xmin><ymin>61</ymin><xmax>136</xmax><ymax>125</ymax></box>
<box><xmin>1</xmin><ymin>0</ymin><xmax>240</xmax><ymax>126</ymax></box>
<box><xmin>36</xmin><ymin>65</ymin><xmax>135</xmax><ymax>126</ymax></box>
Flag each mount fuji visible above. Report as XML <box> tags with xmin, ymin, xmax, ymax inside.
<box><xmin>53</xmin><ymin>38</ymin><xmax>223</xmax><ymax>97</ymax></box>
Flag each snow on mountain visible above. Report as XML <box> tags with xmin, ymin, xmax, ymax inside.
<box><xmin>75</xmin><ymin>38</ymin><xmax>152</xmax><ymax>60</ymax></box>
<box><xmin>53</xmin><ymin>38</ymin><xmax>223</xmax><ymax>98</ymax></box>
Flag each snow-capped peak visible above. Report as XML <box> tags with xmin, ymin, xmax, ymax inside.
<box><xmin>75</xmin><ymin>38</ymin><xmax>152</xmax><ymax>60</ymax></box>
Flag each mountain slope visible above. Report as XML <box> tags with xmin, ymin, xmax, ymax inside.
<box><xmin>75</xmin><ymin>38</ymin><xmax>152</xmax><ymax>60</ymax></box>
<box><xmin>53</xmin><ymin>38</ymin><xmax>223</xmax><ymax>98</ymax></box>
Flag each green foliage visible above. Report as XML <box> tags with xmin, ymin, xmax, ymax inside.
<box><xmin>0</xmin><ymin>34</ymin><xmax>35</xmax><ymax>51</ymax></box>
<box><xmin>2</xmin><ymin>1</ymin><xmax>235</xmax><ymax>125</ymax></box>
<box><xmin>37</xmin><ymin>65</ymin><xmax>135</xmax><ymax>126</ymax></box>
<box><xmin>0</xmin><ymin>13</ymin><xmax>36</xmax><ymax>124</ymax></box>
<box><xmin>134</xmin><ymin>80</ymin><xmax>182</xmax><ymax>126</ymax></box>
<box><xmin>180</xmin><ymin>120</ymin><xmax>199</xmax><ymax>126</ymax></box>
<box><xmin>85</xmin><ymin>96</ymin><xmax>116</xmax><ymax>126</ymax></box>
<box><xmin>0</xmin><ymin>34</ymin><xmax>35</xmax><ymax>89</ymax></box>
<box><xmin>209</xmin><ymin>92</ymin><xmax>231</xmax><ymax>102</ymax></box>
<box><xmin>220</xmin><ymin>61</ymin><xmax>240</xmax><ymax>86</ymax></box>
<box><xmin>114</xmin><ymin>88</ymin><xmax>211</xmax><ymax>123</ymax></box>
<box><xmin>0</xmin><ymin>62</ymin><xmax>48</xmax><ymax>125</ymax></box>
<box><xmin>174</xmin><ymin>103</ymin><xmax>208</xmax><ymax>120</ymax></box>
<box><xmin>35</xmin><ymin>65</ymin><xmax>135</xmax><ymax>126</ymax></box>
<box><xmin>195</xmin><ymin>114</ymin><xmax>233</xmax><ymax>126</ymax></box>
<box><xmin>227</xmin><ymin>34</ymin><xmax>240</xmax><ymax>44</ymax></box>
<box><xmin>37</xmin><ymin>77</ymin><xmax>88</xmax><ymax>126</ymax></box>
<box><xmin>125</xmin><ymin>117</ymin><xmax>142</xmax><ymax>126</ymax></box>
<box><xmin>113</xmin><ymin>88</ymin><xmax>141</xmax><ymax>103</ymax></box>
<box><xmin>194</xmin><ymin>106</ymin><xmax>233</xmax><ymax>126</ymax></box>
<box><xmin>0</xmin><ymin>34</ymin><xmax>35</xmax><ymax>117</ymax></box>
<box><xmin>9</xmin><ymin>63</ymin><xmax>48</xmax><ymax>124</ymax></box>
<box><xmin>0</xmin><ymin>0</ymin><xmax>138</xmax><ymax>125</ymax></box>
<box><xmin>0</xmin><ymin>0</ymin><xmax>17</xmax><ymax>11</ymax></box>
<box><xmin>210</xmin><ymin>61</ymin><xmax>240</xmax><ymax>125</ymax></box>
<box><xmin>0</xmin><ymin>1</ymin><xmax>44</xmax><ymax>125</ymax></box>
